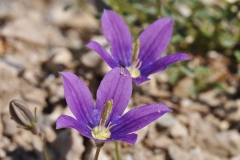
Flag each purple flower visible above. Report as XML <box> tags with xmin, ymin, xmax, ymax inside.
<box><xmin>56</xmin><ymin>68</ymin><xmax>170</xmax><ymax>145</ymax></box>
<box><xmin>86</xmin><ymin>10</ymin><xmax>190</xmax><ymax>85</ymax></box>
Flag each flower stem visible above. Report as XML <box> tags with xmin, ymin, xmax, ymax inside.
<box><xmin>94</xmin><ymin>147</ymin><xmax>101</xmax><ymax>160</ymax></box>
<box><xmin>94</xmin><ymin>142</ymin><xmax>104</xmax><ymax>160</ymax></box>
<box><xmin>39</xmin><ymin>133</ymin><xmax>50</xmax><ymax>160</ymax></box>
<box><xmin>115</xmin><ymin>142</ymin><xmax>121</xmax><ymax>160</ymax></box>
<box><xmin>43</xmin><ymin>140</ymin><xmax>50</xmax><ymax>160</ymax></box>
<box><xmin>156</xmin><ymin>0</ymin><xmax>162</xmax><ymax>18</ymax></box>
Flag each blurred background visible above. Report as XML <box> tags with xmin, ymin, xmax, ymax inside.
<box><xmin>0</xmin><ymin>0</ymin><xmax>240</xmax><ymax>159</ymax></box>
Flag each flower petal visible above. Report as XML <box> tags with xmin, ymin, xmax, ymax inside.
<box><xmin>56</xmin><ymin>115</ymin><xmax>92</xmax><ymax>138</ymax></box>
<box><xmin>138</xmin><ymin>18</ymin><xmax>173</xmax><ymax>66</ymax></box>
<box><xmin>111</xmin><ymin>133</ymin><xmax>138</xmax><ymax>145</ymax></box>
<box><xmin>133</xmin><ymin>77</ymin><xmax>150</xmax><ymax>85</ymax></box>
<box><xmin>95</xmin><ymin>133</ymin><xmax>137</xmax><ymax>146</ymax></box>
<box><xmin>140</xmin><ymin>53</ymin><xmax>190</xmax><ymax>76</ymax></box>
<box><xmin>111</xmin><ymin>104</ymin><xmax>171</xmax><ymax>136</ymax></box>
<box><xmin>60</xmin><ymin>72</ymin><xmax>95</xmax><ymax>126</ymax></box>
<box><xmin>95</xmin><ymin>67</ymin><xmax>132</xmax><ymax>125</ymax></box>
<box><xmin>101</xmin><ymin>10</ymin><xmax>132</xmax><ymax>67</ymax></box>
<box><xmin>86</xmin><ymin>41</ymin><xmax>119</xmax><ymax>68</ymax></box>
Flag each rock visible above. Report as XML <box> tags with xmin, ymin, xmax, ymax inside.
<box><xmin>99</xmin><ymin>60</ymin><xmax>111</xmax><ymax>76</ymax></box>
<box><xmin>231</xmin><ymin>154</ymin><xmax>240</xmax><ymax>160</ymax></box>
<box><xmin>156</xmin><ymin>113</ymin><xmax>176</xmax><ymax>128</ymax></box>
<box><xmin>180</xmin><ymin>99</ymin><xmax>210</xmax><ymax>113</ymax></box>
<box><xmin>155</xmin><ymin>72</ymin><xmax>169</xmax><ymax>83</ymax></box>
<box><xmin>188</xmin><ymin>147</ymin><xmax>204</xmax><ymax>160</ymax></box>
<box><xmin>65</xmin><ymin>130</ymin><xmax>85</xmax><ymax>160</ymax></box>
<box><xmin>52</xmin><ymin>48</ymin><xmax>73</xmax><ymax>68</ymax></box>
<box><xmin>81</xmin><ymin>51</ymin><xmax>102</xmax><ymax>68</ymax></box>
<box><xmin>0</xmin><ymin>149</ymin><xmax>6</xmax><ymax>159</ymax></box>
<box><xmin>135</xmin><ymin>126</ymin><xmax>149</xmax><ymax>144</ymax></box>
<box><xmin>13</xmin><ymin>130</ymin><xmax>35</xmax><ymax>150</ymax></box>
<box><xmin>47</xmin><ymin>0</ymin><xmax>98</xmax><ymax>29</ymax></box>
<box><xmin>43</xmin><ymin>126</ymin><xmax>57</xmax><ymax>143</ymax></box>
<box><xmin>0</xmin><ymin>61</ymin><xmax>20</xmax><ymax>109</ymax></box>
<box><xmin>43</xmin><ymin>48</ymin><xmax>74</xmax><ymax>74</ymax></box>
<box><xmin>201</xmin><ymin>130</ymin><xmax>240</xmax><ymax>157</ymax></box>
<box><xmin>2</xmin><ymin>114</ymin><xmax>18</xmax><ymax>136</ymax></box>
<box><xmin>65</xmin><ymin>29</ymin><xmax>83</xmax><ymax>50</ymax></box>
<box><xmin>23</xmin><ymin>70</ymin><xmax>38</xmax><ymax>85</ymax></box>
<box><xmin>123</xmin><ymin>154</ymin><xmax>133</xmax><ymax>160</ymax></box>
<box><xmin>20</xmin><ymin>80</ymin><xmax>47</xmax><ymax>111</ymax></box>
<box><xmin>90</xmin><ymin>35</ymin><xmax>108</xmax><ymax>47</ymax></box>
<box><xmin>148</xmin><ymin>75</ymin><xmax>171</xmax><ymax>98</ymax></box>
<box><xmin>224</xmin><ymin>99</ymin><xmax>240</xmax><ymax>122</ymax></box>
<box><xmin>198</xmin><ymin>90</ymin><xmax>222</xmax><ymax>107</ymax></box>
<box><xmin>204</xmin><ymin>114</ymin><xmax>229</xmax><ymax>131</ymax></box>
<box><xmin>173</xmin><ymin>77</ymin><xmax>194</xmax><ymax>98</ymax></box>
<box><xmin>149</xmin><ymin>135</ymin><xmax>174</xmax><ymax>149</ymax></box>
<box><xmin>149</xmin><ymin>154</ymin><xmax>165</xmax><ymax>160</ymax></box>
<box><xmin>133</xmin><ymin>150</ymin><xmax>147</xmax><ymax>160</ymax></box>
<box><xmin>187</xmin><ymin>112</ymin><xmax>217</xmax><ymax>139</ymax></box>
<box><xmin>202</xmin><ymin>150</ymin><xmax>225</xmax><ymax>160</ymax></box>
<box><xmin>168</xmin><ymin>145</ymin><xmax>191</xmax><ymax>160</ymax></box>
<box><xmin>0</xmin><ymin>119</ymin><xmax>2</xmax><ymax>139</ymax></box>
<box><xmin>1</xmin><ymin>17</ymin><xmax>65</xmax><ymax>46</ymax></box>
<box><xmin>170</xmin><ymin>121</ymin><xmax>188</xmax><ymax>138</ymax></box>
<box><xmin>52</xmin><ymin>129</ymin><xmax>85</xmax><ymax>160</ymax></box>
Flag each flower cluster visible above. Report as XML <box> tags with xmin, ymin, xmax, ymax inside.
<box><xmin>56</xmin><ymin>10</ymin><xmax>189</xmax><ymax>146</ymax></box>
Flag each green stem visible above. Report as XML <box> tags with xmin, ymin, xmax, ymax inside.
<box><xmin>42</xmin><ymin>139</ymin><xmax>50</xmax><ymax>160</ymax></box>
<box><xmin>94</xmin><ymin>147</ymin><xmax>101</xmax><ymax>160</ymax></box>
<box><xmin>115</xmin><ymin>142</ymin><xmax>120</xmax><ymax>160</ymax></box>
<box><xmin>156</xmin><ymin>0</ymin><xmax>161</xmax><ymax>18</ymax></box>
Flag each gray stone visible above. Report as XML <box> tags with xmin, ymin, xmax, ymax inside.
<box><xmin>170</xmin><ymin>121</ymin><xmax>188</xmax><ymax>138</ymax></box>
<box><xmin>156</xmin><ymin>113</ymin><xmax>176</xmax><ymax>128</ymax></box>
<box><xmin>52</xmin><ymin>129</ymin><xmax>85</xmax><ymax>160</ymax></box>
<box><xmin>168</xmin><ymin>145</ymin><xmax>191</xmax><ymax>160</ymax></box>
<box><xmin>201</xmin><ymin>130</ymin><xmax>240</xmax><ymax>157</ymax></box>
<box><xmin>81</xmin><ymin>51</ymin><xmax>101</xmax><ymax>68</ymax></box>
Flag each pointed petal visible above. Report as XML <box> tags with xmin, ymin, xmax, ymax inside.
<box><xmin>101</xmin><ymin>10</ymin><xmax>132</xmax><ymax>67</ymax></box>
<box><xmin>86</xmin><ymin>41</ymin><xmax>119</xmax><ymax>68</ymax></box>
<box><xmin>111</xmin><ymin>133</ymin><xmax>138</xmax><ymax>146</ymax></box>
<box><xmin>111</xmin><ymin>104</ymin><xmax>171</xmax><ymax>136</ymax></box>
<box><xmin>95</xmin><ymin>133</ymin><xmax>137</xmax><ymax>146</ymax></box>
<box><xmin>138</xmin><ymin>18</ymin><xmax>173</xmax><ymax>66</ymax></box>
<box><xmin>60</xmin><ymin>72</ymin><xmax>95</xmax><ymax>126</ymax></box>
<box><xmin>140</xmin><ymin>53</ymin><xmax>190</xmax><ymax>76</ymax></box>
<box><xmin>133</xmin><ymin>77</ymin><xmax>150</xmax><ymax>85</ymax></box>
<box><xmin>95</xmin><ymin>67</ymin><xmax>132</xmax><ymax>125</ymax></box>
<box><xmin>56</xmin><ymin>115</ymin><xmax>92</xmax><ymax>138</ymax></box>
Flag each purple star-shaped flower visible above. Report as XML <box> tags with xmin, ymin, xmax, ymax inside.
<box><xmin>56</xmin><ymin>68</ymin><xmax>170</xmax><ymax>145</ymax></box>
<box><xmin>86</xmin><ymin>10</ymin><xmax>190</xmax><ymax>85</ymax></box>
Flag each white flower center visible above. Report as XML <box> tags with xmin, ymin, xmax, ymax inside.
<box><xmin>91</xmin><ymin>126</ymin><xmax>111</xmax><ymax>140</ymax></box>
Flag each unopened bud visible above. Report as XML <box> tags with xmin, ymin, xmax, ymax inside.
<box><xmin>9</xmin><ymin>100</ymin><xmax>40</xmax><ymax>135</ymax></box>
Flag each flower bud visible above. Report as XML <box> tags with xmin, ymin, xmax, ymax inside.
<box><xmin>9</xmin><ymin>100</ymin><xmax>40</xmax><ymax>135</ymax></box>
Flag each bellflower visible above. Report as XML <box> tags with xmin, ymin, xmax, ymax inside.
<box><xmin>86</xmin><ymin>10</ymin><xmax>190</xmax><ymax>85</ymax></box>
<box><xmin>56</xmin><ymin>68</ymin><xmax>170</xmax><ymax>145</ymax></box>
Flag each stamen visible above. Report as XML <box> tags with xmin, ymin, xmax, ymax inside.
<box><xmin>87</xmin><ymin>125</ymin><xmax>92</xmax><ymax>130</ymax></box>
<box><xmin>105</xmin><ymin>123</ymin><xmax>116</xmax><ymax>131</ymax></box>
<box><xmin>108</xmin><ymin>124</ymin><xmax>116</xmax><ymax>130</ymax></box>
<box><xmin>107</xmin><ymin>122</ymin><xmax>112</xmax><ymax>128</ymax></box>
<box><xmin>134</xmin><ymin>58</ymin><xmax>140</xmax><ymax>68</ymax></box>
<box><xmin>120</xmin><ymin>67</ymin><xmax>127</xmax><ymax>76</ymax></box>
<box><xmin>136</xmin><ymin>61</ymin><xmax>142</xmax><ymax>70</ymax></box>
<box><xmin>120</xmin><ymin>67</ymin><xmax>124</xmax><ymax>75</ymax></box>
